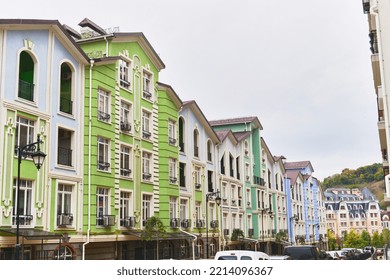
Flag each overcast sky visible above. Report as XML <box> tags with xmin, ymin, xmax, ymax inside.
<box><xmin>2</xmin><ymin>0</ymin><xmax>381</xmax><ymax>181</ymax></box>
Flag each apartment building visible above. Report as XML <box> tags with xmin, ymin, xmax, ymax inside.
<box><xmin>324</xmin><ymin>187</ymin><xmax>382</xmax><ymax>237</ymax></box>
<box><xmin>0</xmin><ymin>19</ymin><xmax>89</xmax><ymax>260</ymax></box>
<box><xmin>362</xmin><ymin>0</ymin><xmax>390</xmax><ymax>210</ymax></box>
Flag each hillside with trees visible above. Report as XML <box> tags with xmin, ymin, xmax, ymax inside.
<box><xmin>321</xmin><ymin>163</ymin><xmax>386</xmax><ymax>209</ymax></box>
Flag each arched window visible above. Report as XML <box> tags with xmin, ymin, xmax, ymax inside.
<box><xmin>59</xmin><ymin>62</ymin><xmax>74</xmax><ymax>115</ymax></box>
<box><xmin>207</xmin><ymin>139</ymin><xmax>212</xmax><ymax>162</ymax></box>
<box><xmin>179</xmin><ymin>117</ymin><xmax>185</xmax><ymax>152</ymax></box>
<box><xmin>193</xmin><ymin>129</ymin><xmax>199</xmax><ymax>158</ymax></box>
<box><xmin>18</xmin><ymin>51</ymin><xmax>35</xmax><ymax>101</ymax></box>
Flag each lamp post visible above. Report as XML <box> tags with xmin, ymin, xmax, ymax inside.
<box><xmin>205</xmin><ymin>191</ymin><xmax>221</xmax><ymax>259</ymax></box>
<box><xmin>15</xmin><ymin>134</ymin><xmax>46</xmax><ymax>260</ymax></box>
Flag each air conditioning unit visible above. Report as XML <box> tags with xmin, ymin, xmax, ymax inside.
<box><xmin>103</xmin><ymin>215</ymin><xmax>115</xmax><ymax>227</ymax></box>
<box><xmin>196</xmin><ymin>219</ymin><xmax>205</xmax><ymax>228</ymax></box>
<box><xmin>181</xmin><ymin>219</ymin><xmax>190</xmax><ymax>228</ymax></box>
<box><xmin>248</xmin><ymin>228</ymin><xmax>254</xmax><ymax>236</ymax></box>
<box><xmin>210</xmin><ymin>220</ymin><xmax>218</xmax><ymax>228</ymax></box>
<box><xmin>124</xmin><ymin>217</ymin><xmax>135</xmax><ymax>228</ymax></box>
<box><xmin>170</xmin><ymin>218</ymin><xmax>179</xmax><ymax>228</ymax></box>
<box><xmin>58</xmin><ymin>214</ymin><xmax>73</xmax><ymax>226</ymax></box>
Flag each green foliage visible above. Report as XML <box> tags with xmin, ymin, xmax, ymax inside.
<box><xmin>231</xmin><ymin>228</ymin><xmax>244</xmax><ymax>241</ymax></box>
<box><xmin>360</xmin><ymin>230</ymin><xmax>371</xmax><ymax>247</ymax></box>
<box><xmin>343</xmin><ymin>229</ymin><xmax>365</xmax><ymax>248</ymax></box>
<box><xmin>371</xmin><ymin>231</ymin><xmax>383</xmax><ymax>248</ymax></box>
<box><xmin>275</xmin><ymin>231</ymin><xmax>288</xmax><ymax>242</ymax></box>
<box><xmin>141</xmin><ymin>216</ymin><xmax>166</xmax><ymax>242</ymax></box>
<box><xmin>322</xmin><ymin>163</ymin><xmax>383</xmax><ymax>189</ymax></box>
<box><xmin>327</xmin><ymin>229</ymin><xmax>337</xmax><ymax>250</ymax></box>
<box><xmin>382</xmin><ymin>229</ymin><xmax>390</xmax><ymax>245</ymax></box>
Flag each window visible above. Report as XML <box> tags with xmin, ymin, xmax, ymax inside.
<box><xmin>15</xmin><ymin>116</ymin><xmax>35</xmax><ymax>157</ymax></box>
<box><xmin>220</xmin><ymin>154</ymin><xmax>226</xmax><ymax>175</ymax></box>
<box><xmin>236</xmin><ymin>157</ymin><xmax>240</xmax><ymax>180</ymax></box>
<box><xmin>168</xmin><ymin>120</ymin><xmax>176</xmax><ymax>145</ymax></box>
<box><xmin>120</xmin><ymin>145</ymin><xmax>132</xmax><ymax>177</ymax></box>
<box><xmin>120</xmin><ymin>101</ymin><xmax>132</xmax><ymax>132</ymax></box>
<box><xmin>18</xmin><ymin>51</ymin><xmax>35</xmax><ymax>102</ymax></box>
<box><xmin>207</xmin><ymin>170</ymin><xmax>213</xmax><ymax>192</ymax></box>
<box><xmin>229</xmin><ymin>154</ymin><xmax>234</xmax><ymax>177</ymax></box>
<box><xmin>97</xmin><ymin>137</ymin><xmax>110</xmax><ymax>171</ymax></box>
<box><xmin>59</xmin><ymin>62</ymin><xmax>73</xmax><ymax>115</ymax></box>
<box><xmin>207</xmin><ymin>140</ymin><xmax>212</xmax><ymax>162</ymax></box>
<box><xmin>119</xmin><ymin>59</ymin><xmax>131</xmax><ymax>90</ymax></box>
<box><xmin>170</xmin><ymin>197</ymin><xmax>178</xmax><ymax>220</ymax></box>
<box><xmin>142</xmin><ymin>110</ymin><xmax>151</xmax><ymax>139</ymax></box>
<box><xmin>180</xmin><ymin>199</ymin><xmax>188</xmax><ymax>221</ymax></box>
<box><xmin>120</xmin><ymin>191</ymin><xmax>132</xmax><ymax>227</ymax></box>
<box><xmin>57</xmin><ymin>183</ymin><xmax>73</xmax><ymax>226</ymax></box>
<box><xmin>193</xmin><ymin>129</ymin><xmax>199</xmax><ymax>157</ymax></box>
<box><xmin>142</xmin><ymin>151</ymin><xmax>152</xmax><ymax>181</ymax></box>
<box><xmin>97</xmin><ymin>88</ymin><xmax>110</xmax><ymax>122</ymax></box>
<box><xmin>142</xmin><ymin>194</ymin><xmax>152</xmax><ymax>226</ymax></box>
<box><xmin>142</xmin><ymin>71</ymin><xmax>152</xmax><ymax>100</ymax></box>
<box><xmin>96</xmin><ymin>187</ymin><xmax>109</xmax><ymax>226</ymax></box>
<box><xmin>194</xmin><ymin>166</ymin><xmax>201</xmax><ymax>189</ymax></box>
<box><xmin>58</xmin><ymin>128</ymin><xmax>73</xmax><ymax>167</ymax></box>
<box><xmin>169</xmin><ymin>158</ymin><xmax>177</xmax><ymax>184</ymax></box>
<box><xmin>179</xmin><ymin>162</ymin><xmax>186</xmax><ymax>188</ymax></box>
<box><xmin>179</xmin><ymin>117</ymin><xmax>185</xmax><ymax>152</ymax></box>
<box><xmin>13</xmin><ymin>179</ymin><xmax>33</xmax><ymax>226</ymax></box>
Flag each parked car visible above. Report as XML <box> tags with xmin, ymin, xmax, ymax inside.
<box><xmin>269</xmin><ymin>255</ymin><xmax>291</xmax><ymax>260</ymax></box>
<box><xmin>283</xmin><ymin>245</ymin><xmax>320</xmax><ymax>260</ymax></box>
<box><xmin>214</xmin><ymin>250</ymin><xmax>270</xmax><ymax>260</ymax></box>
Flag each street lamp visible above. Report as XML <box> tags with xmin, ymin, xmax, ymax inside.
<box><xmin>15</xmin><ymin>134</ymin><xmax>46</xmax><ymax>260</ymax></box>
<box><xmin>206</xmin><ymin>191</ymin><xmax>221</xmax><ymax>259</ymax></box>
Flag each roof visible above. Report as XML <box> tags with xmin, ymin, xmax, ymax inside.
<box><xmin>156</xmin><ymin>82</ymin><xmax>183</xmax><ymax>109</ymax></box>
<box><xmin>181</xmin><ymin>100</ymin><xmax>220</xmax><ymax>144</ymax></box>
<box><xmin>233</xmin><ymin>131</ymin><xmax>252</xmax><ymax>142</ymax></box>
<box><xmin>284</xmin><ymin>161</ymin><xmax>314</xmax><ymax>172</ymax></box>
<box><xmin>286</xmin><ymin>170</ymin><xmax>303</xmax><ymax>185</ymax></box>
<box><xmin>0</xmin><ymin>19</ymin><xmax>90</xmax><ymax>63</ymax></box>
<box><xmin>209</xmin><ymin>116</ymin><xmax>263</xmax><ymax>130</ymax></box>
<box><xmin>75</xmin><ymin>18</ymin><xmax>165</xmax><ymax>70</ymax></box>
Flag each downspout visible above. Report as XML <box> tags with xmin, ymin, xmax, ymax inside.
<box><xmin>82</xmin><ymin>60</ymin><xmax>94</xmax><ymax>260</ymax></box>
<box><xmin>216</xmin><ymin>143</ymin><xmax>225</xmax><ymax>251</ymax></box>
<box><xmin>179</xmin><ymin>228</ymin><xmax>197</xmax><ymax>260</ymax></box>
<box><xmin>104</xmin><ymin>36</ymin><xmax>109</xmax><ymax>57</ymax></box>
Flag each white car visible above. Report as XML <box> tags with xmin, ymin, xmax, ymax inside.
<box><xmin>214</xmin><ymin>250</ymin><xmax>270</xmax><ymax>260</ymax></box>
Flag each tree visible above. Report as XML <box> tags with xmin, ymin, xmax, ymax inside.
<box><xmin>231</xmin><ymin>228</ymin><xmax>244</xmax><ymax>241</ymax></box>
<box><xmin>360</xmin><ymin>230</ymin><xmax>371</xmax><ymax>248</ymax></box>
<box><xmin>343</xmin><ymin>229</ymin><xmax>363</xmax><ymax>248</ymax></box>
<box><xmin>327</xmin><ymin>229</ymin><xmax>337</xmax><ymax>250</ymax></box>
<box><xmin>381</xmin><ymin>228</ymin><xmax>390</xmax><ymax>246</ymax></box>
<box><xmin>371</xmin><ymin>231</ymin><xmax>383</xmax><ymax>248</ymax></box>
<box><xmin>141</xmin><ymin>216</ymin><xmax>166</xmax><ymax>260</ymax></box>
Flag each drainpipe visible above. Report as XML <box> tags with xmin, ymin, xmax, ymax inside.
<box><xmin>82</xmin><ymin>60</ymin><xmax>94</xmax><ymax>260</ymax></box>
<box><xmin>179</xmin><ymin>228</ymin><xmax>197</xmax><ymax>260</ymax></box>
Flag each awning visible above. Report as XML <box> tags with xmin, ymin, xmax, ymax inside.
<box><xmin>0</xmin><ymin>228</ymin><xmax>63</xmax><ymax>240</ymax></box>
<box><xmin>123</xmin><ymin>231</ymin><xmax>197</xmax><ymax>240</ymax></box>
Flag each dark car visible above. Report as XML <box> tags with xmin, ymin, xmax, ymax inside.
<box><xmin>283</xmin><ymin>245</ymin><xmax>320</xmax><ymax>260</ymax></box>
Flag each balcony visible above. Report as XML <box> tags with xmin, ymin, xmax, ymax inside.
<box><xmin>58</xmin><ymin>147</ymin><xmax>72</xmax><ymax>166</ymax></box>
<box><xmin>120</xmin><ymin>121</ymin><xmax>132</xmax><ymax>132</ymax></box>
<box><xmin>18</xmin><ymin>79</ymin><xmax>34</xmax><ymax>101</ymax></box>
<box><xmin>143</xmin><ymin>90</ymin><xmax>152</xmax><ymax>100</ymax></box>
<box><xmin>143</xmin><ymin>173</ymin><xmax>152</xmax><ymax>181</ymax></box>
<box><xmin>195</xmin><ymin>183</ymin><xmax>201</xmax><ymax>190</ymax></box>
<box><xmin>120</xmin><ymin>79</ymin><xmax>131</xmax><ymax>90</ymax></box>
<box><xmin>142</xmin><ymin>130</ymin><xmax>151</xmax><ymax>139</ymax></box>
<box><xmin>120</xmin><ymin>168</ymin><xmax>132</xmax><ymax>177</ymax></box>
<box><xmin>13</xmin><ymin>215</ymin><xmax>33</xmax><ymax>226</ymax></box>
<box><xmin>98</xmin><ymin>161</ymin><xmax>110</xmax><ymax>171</ymax></box>
<box><xmin>60</xmin><ymin>96</ymin><xmax>73</xmax><ymax>115</ymax></box>
<box><xmin>169</xmin><ymin>137</ymin><xmax>176</xmax><ymax>145</ymax></box>
<box><xmin>253</xmin><ymin>176</ymin><xmax>265</xmax><ymax>186</ymax></box>
<box><xmin>97</xmin><ymin>110</ymin><xmax>111</xmax><ymax>122</ymax></box>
